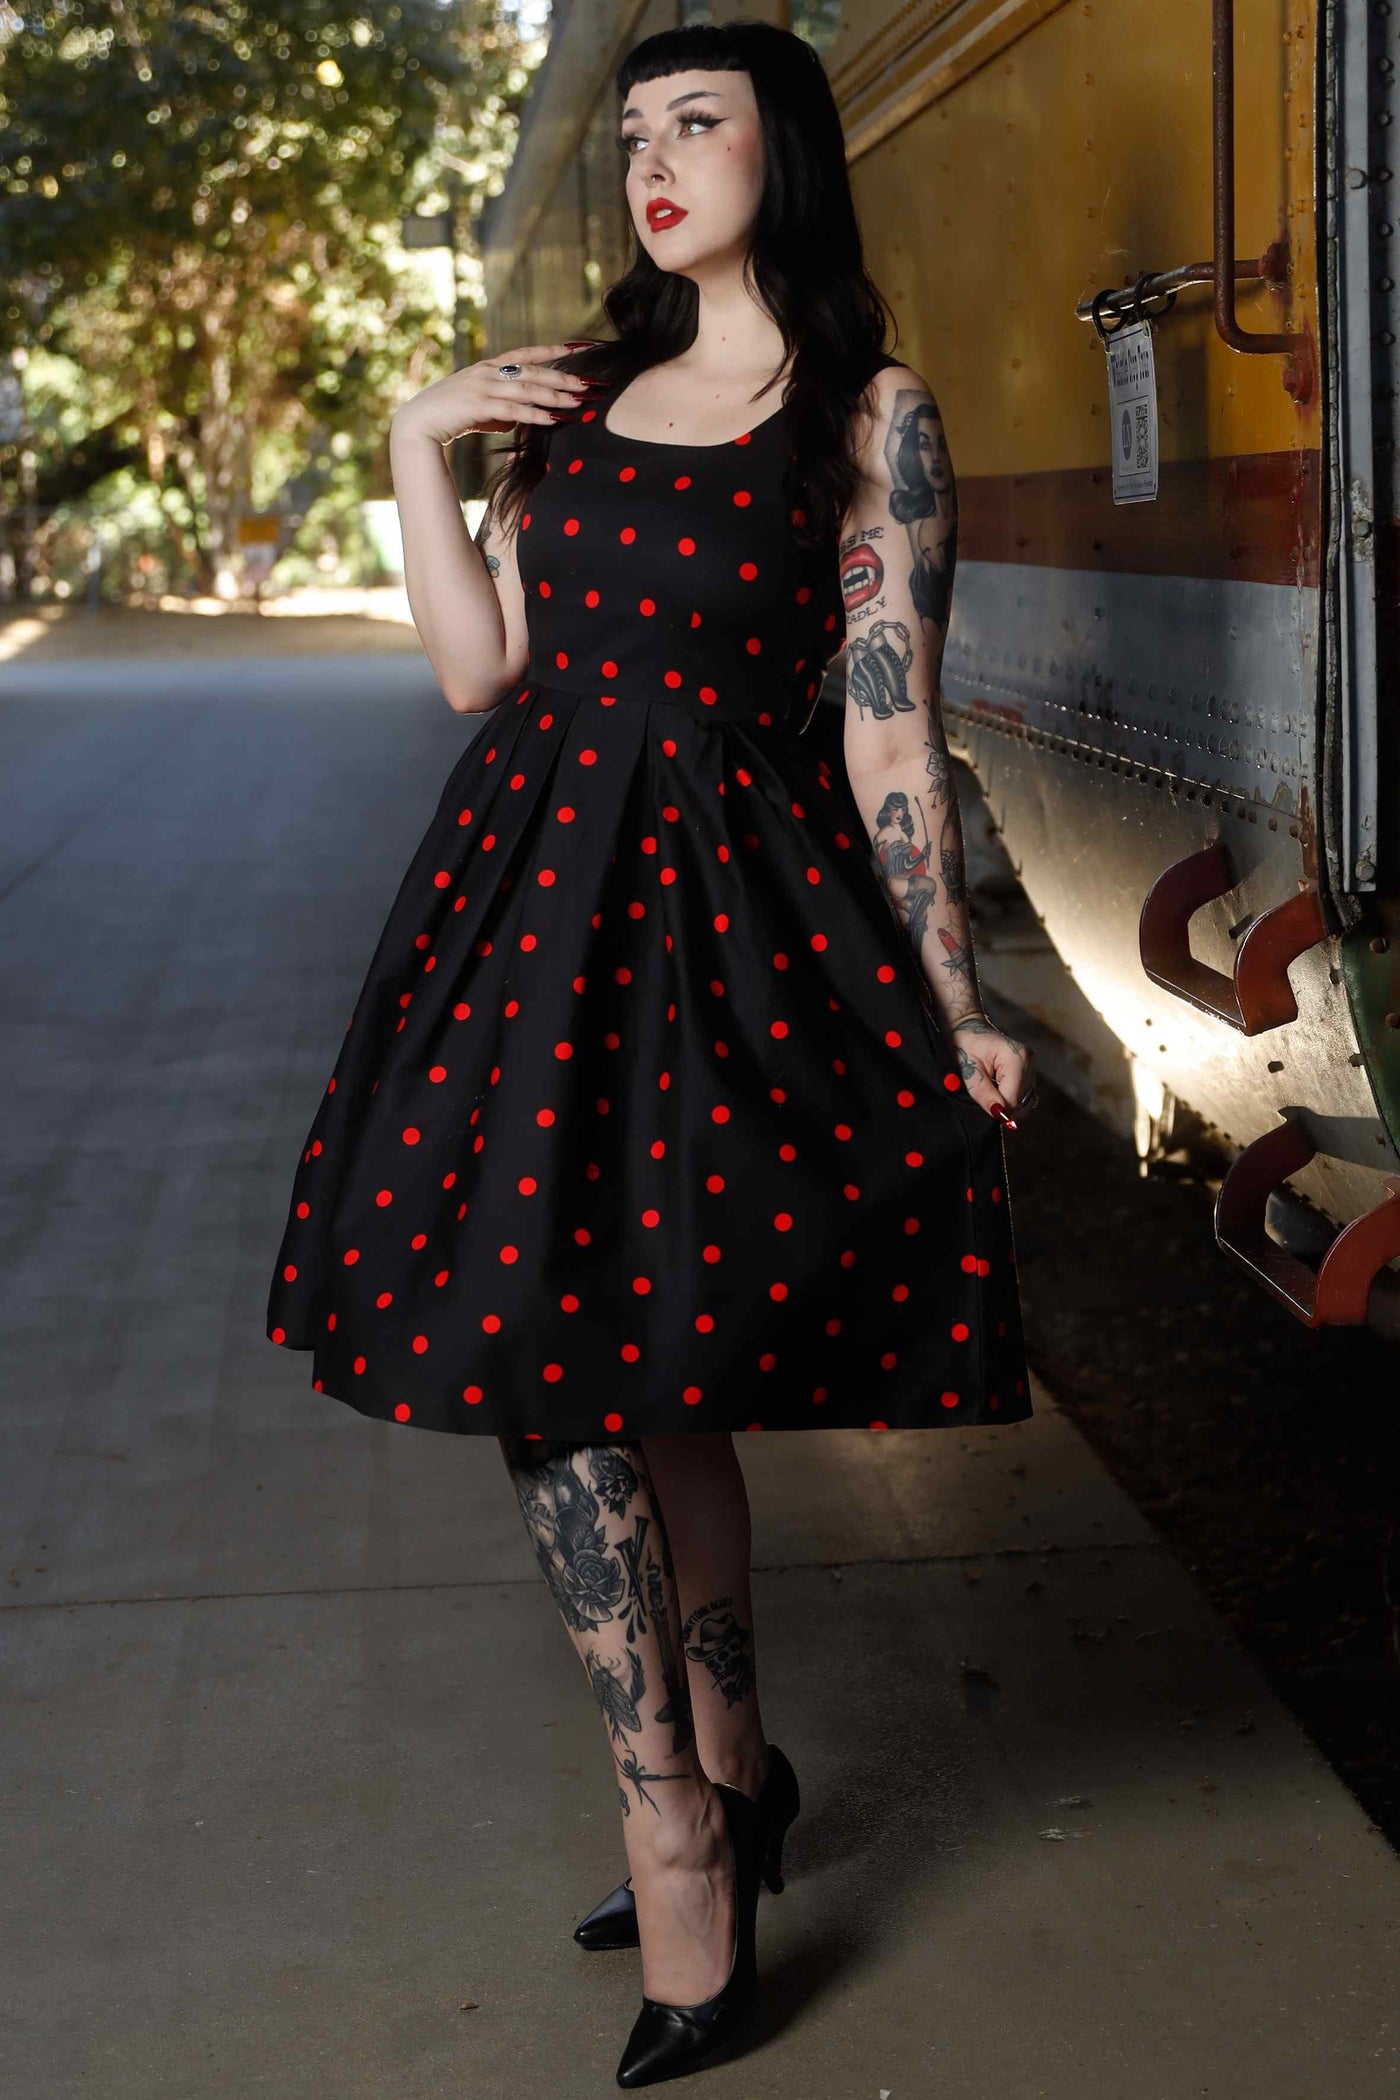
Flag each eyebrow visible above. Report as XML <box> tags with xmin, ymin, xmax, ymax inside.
<box><xmin>619</xmin><ymin>88</ymin><xmax>723</xmax><ymax>123</ymax></box>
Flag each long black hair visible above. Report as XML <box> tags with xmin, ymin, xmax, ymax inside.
<box><xmin>479</xmin><ymin>17</ymin><xmax>898</xmax><ymax>552</ymax></box>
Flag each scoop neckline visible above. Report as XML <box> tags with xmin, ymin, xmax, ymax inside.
<box><xmin>594</xmin><ymin>376</ymin><xmax>789</xmax><ymax>451</ymax></box>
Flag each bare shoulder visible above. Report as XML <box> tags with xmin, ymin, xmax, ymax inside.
<box><xmin>851</xmin><ymin>362</ymin><xmax>950</xmax><ymax>488</ymax></box>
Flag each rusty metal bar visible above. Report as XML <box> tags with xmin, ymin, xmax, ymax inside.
<box><xmin>1077</xmin><ymin>0</ymin><xmax>1312</xmax><ymax>399</ymax></box>
<box><xmin>1074</xmin><ymin>257</ymin><xmax>1272</xmax><ymax>327</ymax></box>
<box><xmin>1212</xmin><ymin>0</ymin><xmax>1307</xmax><ymax>361</ymax></box>
<box><xmin>1214</xmin><ymin>1116</ymin><xmax>1400</xmax><ymax>1325</ymax></box>
<box><xmin>1138</xmin><ymin>838</ymin><xmax>1330</xmax><ymax>1035</ymax></box>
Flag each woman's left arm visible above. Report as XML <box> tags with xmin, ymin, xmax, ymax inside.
<box><xmin>837</xmin><ymin>363</ymin><xmax>1035</xmax><ymax>1122</ymax></box>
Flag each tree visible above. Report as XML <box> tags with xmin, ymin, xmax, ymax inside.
<box><xmin>0</xmin><ymin>1</ymin><xmax>543</xmax><ymax>598</ymax></box>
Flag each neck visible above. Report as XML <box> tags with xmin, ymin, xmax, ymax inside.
<box><xmin>680</xmin><ymin>260</ymin><xmax>786</xmax><ymax>382</ymax></box>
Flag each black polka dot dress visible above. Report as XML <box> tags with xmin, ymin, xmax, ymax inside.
<box><xmin>265</xmin><ymin>371</ymin><xmax>1033</xmax><ymax>1442</ymax></box>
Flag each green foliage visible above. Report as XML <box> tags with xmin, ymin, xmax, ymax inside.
<box><xmin>0</xmin><ymin>1</ymin><xmax>544</xmax><ymax>594</ymax></box>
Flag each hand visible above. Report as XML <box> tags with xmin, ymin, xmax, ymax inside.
<box><xmin>390</xmin><ymin>342</ymin><xmax>596</xmax><ymax>447</ymax></box>
<box><xmin>948</xmin><ymin>1012</ymin><xmax>1038</xmax><ymax>1125</ymax></box>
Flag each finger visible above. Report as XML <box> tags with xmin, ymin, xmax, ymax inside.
<box><xmin>960</xmin><ymin>1067</ymin><xmax>1010</xmax><ymax>1121</ymax></box>
<box><xmin>485</xmin><ymin>381</ymin><xmax>592</xmax><ymax>424</ymax></box>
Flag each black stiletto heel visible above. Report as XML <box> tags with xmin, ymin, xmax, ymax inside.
<box><xmin>573</xmin><ymin>1743</ymin><xmax>800</xmax><ymax>1951</ymax></box>
<box><xmin>757</xmin><ymin>1744</ymin><xmax>800</xmax><ymax>1893</ymax></box>
<box><xmin>614</xmin><ymin>1781</ymin><xmax>763</xmax><ymax>2089</ymax></box>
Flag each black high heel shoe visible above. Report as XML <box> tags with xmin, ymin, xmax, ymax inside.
<box><xmin>574</xmin><ymin>1744</ymin><xmax>800</xmax><ymax>1951</ymax></box>
<box><xmin>614</xmin><ymin>1780</ymin><xmax>763</xmax><ymax>2089</ymax></box>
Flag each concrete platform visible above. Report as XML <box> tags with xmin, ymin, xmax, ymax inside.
<box><xmin>3</xmin><ymin>653</ymin><xmax>1397</xmax><ymax>2096</ymax></box>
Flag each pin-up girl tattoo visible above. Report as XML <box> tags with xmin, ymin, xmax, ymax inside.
<box><xmin>884</xmin><ymin>389</ymin><xmax>957</xmax><ymax>635</ymax></box>
<box><xmin>872</xmin><ymin>787</ymin><xmax>939</xmax><ymax>950</ymax></box>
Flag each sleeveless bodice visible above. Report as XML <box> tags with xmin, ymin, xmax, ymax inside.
<box><xmin>515</xmin><ymin>384</ymin><xmax>846</xmax><ymax>734</ymax></box>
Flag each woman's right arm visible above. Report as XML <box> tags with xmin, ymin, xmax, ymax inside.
<box><xmin>387</xmin><ymin>344</ymin><xmax>591</xmax><ymax>715</ymax></box>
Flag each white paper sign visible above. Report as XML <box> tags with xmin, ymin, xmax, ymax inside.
<box><xmin>1105</xmin><ymin>318</ymin><xmax>1159</xmax><ymax>504</ymax></box>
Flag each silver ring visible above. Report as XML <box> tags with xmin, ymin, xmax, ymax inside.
<box><xmin>497</xmin><ymin>362</ymin><xmax>523</xmax><ymax>379</ymax></box>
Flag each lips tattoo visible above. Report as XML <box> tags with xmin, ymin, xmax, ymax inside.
<box><xmin>839</xmin><ymin>539</ymin><xmax>885</xmax><ymax>609</ymax></box>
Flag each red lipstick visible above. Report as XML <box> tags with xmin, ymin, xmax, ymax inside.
<box><xmin>646</xmin><ymin>198</ymin><xmax>688</xmax><ymax>231</ymax></box>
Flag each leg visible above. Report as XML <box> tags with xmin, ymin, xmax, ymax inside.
<box><xmin>640</xmin><ymin>1431</ymin><xmax>771</xmax><ymax>1800</ymax></box>
<box><xmin>499</xmin><ymin>1434</ymin><xmax>737</xmax><ymax>2006</ymax></box>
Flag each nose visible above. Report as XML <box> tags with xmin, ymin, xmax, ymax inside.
<box><xmin>631</xmin><ymin>139</ymin><xmax>673</xmax><ymax>183</ymax></box>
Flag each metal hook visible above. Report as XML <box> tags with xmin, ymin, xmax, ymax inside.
<box><xmin>1089</xmin><ymin>287</ymin><xmax>1120</xmax><ymax>345</ymax></box>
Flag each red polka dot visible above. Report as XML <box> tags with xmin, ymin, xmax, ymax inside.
<box><xmin>745</xmin><ymin>636</ymin><xmax>761</xmax><ymax>654</ymax></box>
<box><xmin>342</xmin><ymin>1247</ymin><xmax>359</xmax><ymax>1265</ymax></box>
<box><xmin>428</xmin><ymin>1065</ymin><xmax>447</xmax><ymax>1083</ymax></box>
<box><xmin>402</xmin><ymin>1126</ymin><xmax>420</xmax><ymax>1145</ymax></box>
<box><xmin>678</xmin><ymin>537</ymin><xmax>696</xmax><ymax>556</ymax></box>
<box><xmin>603</xmin><ymin>1410</ymin><xmax>624</xmax><ymax>1431</ymax></box>
<box><xmin>433</xmin><ymin>870</ymin><xmax>451</xmax><ymax>889</ymax></box>
<box><xmin>463</xmin><ymin>1386</ymin><xmax>484</xmax><ymax>1405</ymax></box>
<box><xmin>620</xmin><ymin>526</ymin><xmax>637</xmax><ymax>544</ymax></box>
<box><xmin>375</xmin><ymin>1188</ymin><xmax>393</xmax><ymax>1207</ymax></box>
<box><xmin>394</xmin><ymin>1402</ymin><xmax>412</xmax><ymax>1421</ymax></box>
<box><xmin>739</xmin><ymin>561</ymin><xmax>758</xmax><ymax>580</ymax></box>
<box><xmin>683</xmin><ymin>1386</ymin><xmax>703</xmax><ymax>1406</ymax></box>
<box><xmin>664</xmin><ymin>670</ymin><xmax>682</xmax><ymax>688</ymax></box>
<box><xmin>411</xmin><ymin>1335</ymin><xmax>429</xmax><ymax>1354</ymax></box>
<box><xmin>951</xmin><ymin>1322</ymin><xmax>970</xmax><ymax>1341</ymax></box>
<box><xmin>564</xmin><ymin>517</ymin><xmax>580</xmax><ymax>535</ymax></box>
<box><xmin>543</xmin><ymin>1362</ymin><xmax>563</xmax><ymax>1383</ymax></box>
<box><xmin>733</xmin><ymin>489</ymin><xmax>752</xmax><ymax>507</ymax></box>
<box><xmin>940</xmin><ymin>1391</ymin><xmax>960</xmax><ymax>1408</ymax></box>
<box><xmin>674</xmin><ymin>475</ymin><xmax>692</xmax><ymax>490</ymax></box>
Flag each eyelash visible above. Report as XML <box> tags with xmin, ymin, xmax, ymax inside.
<box><xmin>618</xmin><ymin>113</ymin><xmax>719</xmax><ymax>156</ymax></box>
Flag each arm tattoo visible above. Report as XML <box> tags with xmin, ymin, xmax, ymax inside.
<box><xmin>846</xmin><ymin>617</ymin><xmax>916</xmax><ymax>721</ymax></box>
<box><xmin>838</xmin><ymin>526</ymin><xmax>886</xmax><ymax>619</ymax></box>
<box><xmin>870</xmin><ymin>786</ymin><xmax>939</xmax><ymax>951</ymax></box>
<box><xmin>940</xmin><ymin>841</ymin><xmax>966</xmax><ymax>907</ymax></box>
<box><xmin>924</xmin><ymin>733</ymin><xmax>951</xmax><ymax>803</ymax></box>
<box><xmin>883</xmin><ymin>387</ymin><xmax>957</xmax><ymax>637</ymax></box>
<box><xmin>935</xmin><ymin>923</ymin><xmax>977</xmax><ymax>996</ymax></box>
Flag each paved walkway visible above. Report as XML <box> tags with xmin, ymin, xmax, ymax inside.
<box><xmin>3</xmin><ymin>648</ymin><xmax>1396</xmax><ymax>2097</ymax></box>
<box><xmin>0</xmin><ymin>590</ymin><xmax>422</xmax><ymax>665</ymax></box>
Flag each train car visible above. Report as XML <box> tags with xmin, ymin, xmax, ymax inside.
<box><xmin>476</xmin><ymin>0</ymin><xmax>1400</xmax><ymax>1337</ymax></box>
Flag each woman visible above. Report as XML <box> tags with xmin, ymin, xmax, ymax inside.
<box><xmin>266</xmin><ymin>16</ymin><xmax>1037</xmax><ymax>2087</ymax></box>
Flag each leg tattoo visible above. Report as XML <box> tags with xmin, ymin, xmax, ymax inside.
<box><xmin>682</xmin><ymin>1596</ymin><xmax>755</xmax><ymax>1710</ymax></box>
<box><xmin>501</xmin><ymin>1436</ymin><xmax>700</xmax><ymax>1815</ymax></box>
